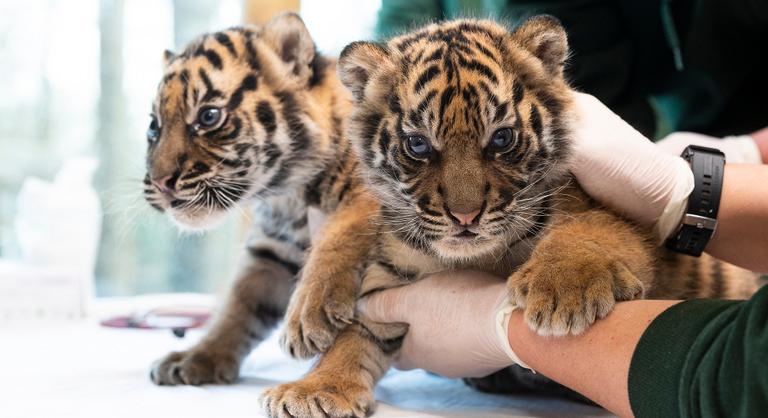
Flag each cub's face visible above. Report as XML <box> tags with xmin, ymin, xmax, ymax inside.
<box><xmin>339</xmin><ymin>17</ymin><xmax>574</xmax><ymax>260</ymax></box>
<box><xmin>144</xmin><ymin>14</ymin><xmax>321</xmax><ymax>230</ymax></box>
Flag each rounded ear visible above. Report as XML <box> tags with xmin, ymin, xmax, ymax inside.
<box><xmin>162</xmin><ymin>49</ymin><xmax>175</xmax><ymax>68</ymax></box>
<box><xmin>261</xmin><ymin>12</ymin><xmax>316</xmax><ymax>82</ymax></box>
<box><xmin>338</xmin><ymin>41</ymin><xmax>391</xmax><ymax>101</ymax></box>
<box><xmin>510</xmin><ymin>15</ymin><xmax>568</xmax><ymax>78</ymax></box>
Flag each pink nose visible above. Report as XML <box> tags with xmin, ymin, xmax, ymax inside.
<box><xmin>152</xmin><ymin>175</ymin><xmax>175</xmax><ymax>193</ymax></box>
<box><xmin>450</xmin><ymin>209</ymin><xmax>481</xmax><ymax>226</ymax></box>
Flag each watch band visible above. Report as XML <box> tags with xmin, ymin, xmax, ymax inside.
<box><xmin>665</xmin><ymin>145</ymin><xmax>725</xmax><ymax>256</ymax></box>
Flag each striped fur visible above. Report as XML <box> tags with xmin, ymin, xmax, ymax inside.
<box><xmin>144</xmin><ymin>13</ymin><xmax>368</xmax><ymax>387</ymax></box>
<box><xmin>263</xmin><ymin>17</ymin><xmax>759</xmax><ymax>417</ymax></box>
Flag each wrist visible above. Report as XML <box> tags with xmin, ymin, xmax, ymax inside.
<box><xmin>664</xmin><ymin>146</ymin><xmax>726</xmax><ymax>256</ymax></box>
<box><xmin>494</xmin><ymin>302</ymin><xmax>531</xmax><ymax>370</ymax></box>
<box><xmin>505</xmin><ymin>309</ymin><xmax>536</xmax><ymax>369</ymax></box>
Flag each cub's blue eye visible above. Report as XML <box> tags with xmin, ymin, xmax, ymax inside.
<box><xmin>406</xmin><ymin>135</ymin><xmax>431</xmax><ymax>157</ymax></box>
<box><xmin>490</xmin><ymin>128</ymin><xmax>514</xmax><ymax>150</ymax></box>
<box><xmin>147</xmin><ymin>117</ymin><xmax>160</xmax><ymax>142</ymax></box>
<box><xmin>198</xmin><ymin>106</ymin><xmax>222</xmax><ymax>127</ymax></box>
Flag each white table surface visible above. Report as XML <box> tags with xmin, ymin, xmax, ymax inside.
<box><xmin>0</xmin><ymin>319</ymin><xmax>613</xmax><ymax>418</ymax></box>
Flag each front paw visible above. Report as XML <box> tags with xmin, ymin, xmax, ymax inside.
<box><xmin>261</xmin><ymin>377</ymin><xmax>375</xmax><ymax>418</ymax></box>
<box><xmin>150</xmin><ymin>349</ymin><xmax>239</xmax><ymax>386</ymax></box>
<box><xmin>508</xmin><ymin>254</ymin><xmax>644</xmax><ymax>336</ymax></box>
<box><xmin>280</xmin><ymin>281</ymin><xmax>356</xmax><ymax>359</ymax></box>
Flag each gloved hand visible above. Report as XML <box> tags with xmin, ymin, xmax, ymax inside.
<box><xmin>356</xmin><ymin>96</ymin><xmax>762</xmax><ymax>380</ymax></box>
<box><xmin>656</xmin><ymin>132</ymin><xmax>762</xmax><ymax>164</ymax></box>
<box><xmin>750</xmin><ymin>126</ymin><xmax>768</xmax><ymax>162</ymax></box>
<box><xmin>571</xmin><ymin>92</ymin><xmax>763</xmax><ymax>241</ymax></box>
<box><xmin>357</xmin><ymin>271</ymin><xmax>527</xmax><ymax>379</ymax></box>
<box><xmin>570</xmin><ymin>93</ymin><xmax>694</xmax><ymax>241</ymax></box>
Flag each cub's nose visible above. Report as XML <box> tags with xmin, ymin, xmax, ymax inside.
<box><xmin>152</xmin><ymin>174</ymin><xmax>176</xmax><ymax>194</ymax></box>
<box><xmin>449</xmin><ymin>209</ymin><xmax>481</xmax><ymax>226</ymax></box>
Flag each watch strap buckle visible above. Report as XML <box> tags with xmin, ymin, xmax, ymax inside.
<box><xmin>680</xmin><ymin>213</ymin><xmax>718</xmax><ymax>231</ymax></box>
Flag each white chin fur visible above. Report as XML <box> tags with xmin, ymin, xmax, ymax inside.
<box><xmin>433</xmin><ymin>237</ymin><xmax>500</xmax><ymax>260</ymax></box>
<box><xmin>168</xmin><ymin>209</ymin><xmax>228</xmax><ymax>232</ymax></box>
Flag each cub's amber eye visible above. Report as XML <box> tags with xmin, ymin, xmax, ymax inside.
<box><xmin>147</xmin><ymin>116</ymin><xmax>160</xmax><ymax>142</ymax></box>
<box><xmin>489</xmin><ymin>128</ymin><xmax>514</xmax><ymax>150</ymax></box>
<box><xmin>406</xmin><ymin>135</ymin><xmax>431</xmax><ymax>157</ymax></box>
<box><xmin>197</xmin><ymin>106</ymin><xmax>222</xmax><ymax>128</ymax></box>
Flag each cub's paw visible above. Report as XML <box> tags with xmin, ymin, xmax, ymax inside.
<box><xmin>280</xmin><ymin>281</ymin><xmax>356</xmax><ymax>359</ymax></box>
<box><xmin>150</xmin><ymin>349</ymin><xmax>239</xmax><ymax>386</ymax></box>
<box><xmin>508</xmin><ymin>255</ymin><xmax>644</xmax><ymax>336</ymax></box>
<box><xmin>261</xmin><ymin>377</ymin><xmax>375</xmax><ymax>418</ymax></box>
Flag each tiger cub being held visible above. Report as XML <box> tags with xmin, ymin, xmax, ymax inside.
<box><xmin>143</xmin><ymin>13</ymin><xmax>377</xmax><ymax>386</ymax></box>
<box><xmin>263</xmin><ymin>16</ymin><xmax>758</xmax><ymax>417</ymax></box>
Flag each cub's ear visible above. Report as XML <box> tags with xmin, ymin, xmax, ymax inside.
<box><xmin>338</xmin><ymin>41</ymin><xmax>391</xmax><ymax>101</ymax></box>
<box><xmin>510</xmin><ymin>15</ymin><xmax>568</xmax><ymax>78</ymax></box>
<box><xmin>162</xmin><ymin>49</ymin><xmax>175</xmax><ymax>69</ymax></box>
<box><xmin>261</xmin><ymin>12</ymin><xmax>316</xmax><ymax>82</ymax></box>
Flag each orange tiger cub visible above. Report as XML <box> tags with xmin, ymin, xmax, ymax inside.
<box><xmin>263</xmin><ymin>16</ymin><xmax>758</xmax><ymax>417</ymax></box>
<box><xmin>143</xmin><ymin>13</ymin><xmax>374</xmax><ymax>387</ymax></box>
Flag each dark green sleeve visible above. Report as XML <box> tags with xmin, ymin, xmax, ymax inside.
<box><xmin>629</xmin><ymin>285</ymin><xmax>768</xmax><ymax>418</ymax></box>
<box><xmin>375</xmin><ymin>0</ymin><xmax>444</xmax><ymax>40</ymax></box>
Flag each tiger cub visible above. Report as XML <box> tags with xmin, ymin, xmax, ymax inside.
<box><xmin>143</xmin><ymin>13</ymin><xmax>376</xmax><ymax>386</ymax></box>
<box><xmin>262</xmin><ymin>16</ymin><xmax>758</xmax><ymax>417</ymax></box>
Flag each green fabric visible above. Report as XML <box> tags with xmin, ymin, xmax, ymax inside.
<box><xmin>375</xmin><ymin>0</ymin><xmax>768</xmax><ymax>139</ymax></box>
<box><xmin>629</xmin><ymin>285</ymin><xmax>768</xmax><ymax>418</ymax></box>
<box><xmin>375</xmin><ymin>0</ymin><xmax>511</xmax><ymax>38</ymax></box>
<box><xmin>375</xmin><ymin>0</ymin><xmax>441</xmax><ymax>39</ymax></box>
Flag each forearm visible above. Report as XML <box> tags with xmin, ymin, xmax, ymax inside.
<box><xmin>704</xmin><ymin>164</ymin><xmax>768</xmax><ymax>272</ymax></box>
<box><xmin>507</xmin><ymin>300</ymin><xmax>680</xmax><ymax>417</ymax></box>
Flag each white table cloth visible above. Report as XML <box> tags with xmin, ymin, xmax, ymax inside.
<box><xmin>0</xmin><ymin>320</ymin><xmax>613</xmax><ymax>418</ymax></box>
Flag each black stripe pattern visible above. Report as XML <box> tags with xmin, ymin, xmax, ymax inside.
<box><xmin>344</xmin><ymin>18</ymin><xmax>572</xmax><ymax>258</ymax></box>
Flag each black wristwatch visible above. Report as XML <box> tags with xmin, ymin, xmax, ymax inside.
<box><xmin>665</xmin><ymin>145</ymin><xmax>726</xmax><ymax>257</ymax></box>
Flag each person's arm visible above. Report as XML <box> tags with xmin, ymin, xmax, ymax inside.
<box><xmin>509</xmin><ymin>284</ymin><xmax>768</xmax><ymax>418</ymax></box>
<box><xmin>571</xmin><ymin>93</ymin><xmax>768</xmax><ymax>272</ymax></box>
<box><xmin>506</xmin><ymin>299</ymin><xmax>679</xmax><ymax>417</ymax></box>
<box><xmin>655</xmin><ymin>132</ymin><xmax>763</xmax><ymax>164</ymax></box>
<box><xmin>705</xmin><ymin>164</ymin><xmax>768</xmax><ymax>271</ymax></box>
<box><xmin>360</xmin><ymin>275</ymin><xmax>768</xmax><ymax>418</ymax></box>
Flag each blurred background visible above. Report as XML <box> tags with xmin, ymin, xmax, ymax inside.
<box><xmin>0</xmin><ymin>0</ymin><xmax>380</xmax><ymax>319</ymax></box>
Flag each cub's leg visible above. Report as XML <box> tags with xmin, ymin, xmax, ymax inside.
<box><xmin>263</xmin><ymin>322</ymin><xmax>403</xmax><ymax>418</ymax></box>
<box><xmin>151</xmin><ymin>198</ymin><xmax>309</xmax><ymax>385</ymax></box>
<box><xmin>508</xmin><ymin>208</ymin><xmax>654</xmax><ymax>336</ymax></box>
<box><xmin>280</xmin><ymin>193</ymin><xmax>380</xmax><ymax>358</ymax></box>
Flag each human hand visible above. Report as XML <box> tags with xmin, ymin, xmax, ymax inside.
<box><xmin>357</xmin><ymin>271</ymin><xmax>526</xmax><ymax>379</ymax></box>
<box><xmin>570</xmin><ymin>93</ymin><xmax>766</xmax><ymax>240</ymax></box>
<box><xmin>657</xmin><ymin>131</ymin><xmax>762</xmax><ymax>164</ymax></box>
<box><xmin>570</xmin><ymin>92</ymin><xmax>694</xmax><ymax>240</ymax></box>
<box><xmin>747</xmin><ymin>126</ymin><xmax>768</xmax><ymax>163</ymax></box>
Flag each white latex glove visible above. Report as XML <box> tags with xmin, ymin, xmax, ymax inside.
<box><xmin>357</xmin><ymin>271</ymin><xmax>527</xmax><ymax>379</ymax></box>
<box><xmin>657</xmin><ymin>132</ymin><xmax>762</xmax><ymax>164</ymax></box>
<box><xmin>571</xmin><ymin>92</ymin><xmax>694</xmax><ymax>240</ymax></box>
<box><xmin>572</xmin><ymin>92</ymin><xmax>764</xmax><ymax>240</ymax></box>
